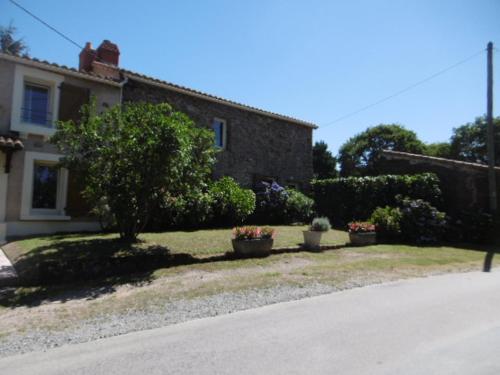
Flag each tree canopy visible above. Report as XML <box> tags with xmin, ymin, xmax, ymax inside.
<box><xmin>449</xmin><ymin>116</ymin><xmax>500</xmax><ymax>165</ymax></box>
<box><xmin>424</xmin><ymin>142</ymin><xmax>452</xmax><ymax>159</ymax></box>
<box><xmin>338</xmin><ymin>124</ymin><xmax>425</xmax><ymax>176</ymax></box>
<box><xmin>53</xmin><ymin>101</ymin><xmax>216</xmax><ymax>241</ymax></box>
<box><xmin>0</xmin><ymin>23</ymin><xmax>28</xmax><ymax>56</ymax></box>
<box><xmin>313</xmin><ymin>141</ymin><xmax>338</xmax><ymax>179</ymax></box>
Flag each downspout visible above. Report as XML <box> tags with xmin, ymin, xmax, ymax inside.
<box><xmin>118</xmin><ymin>75</ymin><xmax>129</xmax><ymax>105</ymax></box>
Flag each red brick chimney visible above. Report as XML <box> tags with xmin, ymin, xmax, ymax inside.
<box><xmin>96</xmin><ymin>40</ymin><xmax>120</xmax><ymax>66</ymax></box>
<box><xmin>79</xmin><ymin>42</ymin><xmax>96</xmax><ymax>72</ymax></box>
<box><xmin>79</xmin><ymin>40</ymin><xmax>121</xmax><ymax>80</ymax></box>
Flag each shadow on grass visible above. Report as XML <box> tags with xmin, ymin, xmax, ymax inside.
<box><xmin>0</xmin><ymin>237</ymin><xmax>333</xmax><ymax>309</ymax></box>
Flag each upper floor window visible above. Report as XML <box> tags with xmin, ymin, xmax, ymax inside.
<box><xmin>22</xmin><ymin>83</ymin><xmax>51</xmax><ymax>127</ymax></box>
<box><xmin>11</xmin><ymin>65</ymin><xmax>63</xmax><ymax>137</ymax></box>
<box><xmin>212</xmin><ymin>118</ymin><xmax>226</xmax><ymax>149</ymax></box>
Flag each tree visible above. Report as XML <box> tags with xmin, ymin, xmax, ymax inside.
<box><xmin>53</xmin><ymin>101</ymin><xmax>216</xmax><ymax>242</ymax></box>
<box><xmin>313</xmin><ymin>141</ymin><xmax>338</xmax><ymax>179</ymax></box>
<box><xmin>450</xmin><ymin>116</ymin><xmax>500</xmax><ymax>165</ymax></box>
<box><xmin>338</xmin><ymin>124</ymin><xmax>425</xmax><ymax>176</ymax></box>
<box><xmin>424</xmin><ymin>142</ymin><xmax>452</xmax><ymax>159</ymax></box>
<box><xmin>0</xmin><ymin>23</ymin><xmax>28</xmax><ymax>56</ymax></box>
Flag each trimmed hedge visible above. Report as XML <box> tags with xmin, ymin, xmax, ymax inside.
<box><xmin>312</xmin><ymin>173</ymin><xmax>442</xmax><ymax>225</ymax></box>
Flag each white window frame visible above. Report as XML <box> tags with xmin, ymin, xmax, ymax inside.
<box><xmin>20</xmin><ymin>152</ymin><xmax>70</xmax><ymax>221</ymax></box>
<box><xmin>11</xmin><ymin>65</ymin><xmax>63</xmax><ymax>136</ymax></box>
<box><xmin>212</xmin><ymin>117</ymin><xmax>227</xmax><ymax>149</ymax></box>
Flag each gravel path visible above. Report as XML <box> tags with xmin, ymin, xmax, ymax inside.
<box><xmin>0</xmin><ymin>282</ymin><xmax>350</xmax><ymax>358</ymax></box>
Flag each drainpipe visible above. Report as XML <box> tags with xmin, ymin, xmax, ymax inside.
<box><xmin>118</xmin><ymin>75</ymin><xmax>129</xmax><ymax>105</ymax></box>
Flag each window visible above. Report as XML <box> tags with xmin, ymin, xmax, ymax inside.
<box><xmin>32</xmin><ymin>163</ymin><xmax>58</xmax><ymax>209</ymax></box>
<box><xmin>22</xmin><ymin>84</ymin><xmax>51</xmax><ymax>126</ymax></box>
<box><xmin>11</xmin><ymin>65</ymin><xmax>63</xmax><ymax>136</ymax></box>
<box><xmin>20</xmin><ymin>152</ymin><xmax>69</xmax><ymax>221</ymax></box>
<box><xmin>212</xmin><ymin>118</ymin><xmax>226</xmax><ymax>148</ymax></box>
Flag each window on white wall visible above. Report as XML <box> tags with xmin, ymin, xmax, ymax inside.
<box><xmin>20</xmin><ymin>152</ymin><xmax>69</xmax><ymax>221</ymax></box>
<box><xmin>32</xmin><ymin>163</ymin><xmax>58</xmax><ymax>209</ymax></box>
<box><xmin>22</xmin><ymin>83</ymin><xmax>51</xmax><ymax>126</ymax></box>
<box><xmin>212</xmin><ymin>118</ymin><xmax>226</xmax><ymax>149</ymax></box>
<box><xmin>11</xmin><ymin>65</ymin><xmax>63</xmax><ymax>136</ymax></box>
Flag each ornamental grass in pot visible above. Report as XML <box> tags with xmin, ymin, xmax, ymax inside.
<box><xmin>303</xmin><ymin>217</ymin><xmax>331</xmax><ymax>250</ymax></box>
<box><xmin>232</xmin><ymin>226</ymin><xmax>275</xmax><ymax>257</ymax></box>
<box><xmin>348</xmin><ymin>221</ymin><xmax>377</xmax><ymax>246</ymax></box>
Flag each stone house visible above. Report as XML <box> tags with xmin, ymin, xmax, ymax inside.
<box><xmin>0</xmin><ymin>40</ymin><xmax>316</xmax><ymax>240</ymax></box>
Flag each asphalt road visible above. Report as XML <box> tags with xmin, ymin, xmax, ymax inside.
<box><xmin>2</xmin><ymin>270</ymin><xmax>500</xmax><ymax>375</ymax></box>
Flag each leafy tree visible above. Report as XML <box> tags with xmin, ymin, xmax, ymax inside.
<box><xmin>53</xmin><ymin>101</ymin><xmax>216</xmax><ymax>242</ymax></box>
<box><xmin>313</xmin><ymin>141</ymin><xmax>338</xmax><ymax>179</ymax></box>
<box><xmin>338</xmin><ymin>124</ymin><xmax>425</xmax><ymax>176</ymax></box>
<box><xmin>424</xmin><ymin>142</ymin><xmax>452</xmax><ymax>159</ymax></box>
<box><xmin>0</xmin><ymin>23</ymin><xmax>28</xmax><ymax>56</ymax></box>
<box><xmin>449</xmin><ymin>116</ymin><xmax>500</xmax><ymax>165</ymax></box>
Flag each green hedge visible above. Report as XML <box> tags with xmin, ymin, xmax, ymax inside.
<box><xmin>312</xmin><ymin>173</ymin><xmax>442</xmax><ymax>225</ymax></box>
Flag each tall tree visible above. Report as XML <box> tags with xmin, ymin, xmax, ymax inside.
<box><xmin>338</xmin><ymin>124</ymin><xmax>425</xmax><ymax>176</ymax></box>
<box><xmin>450</xmin><ymin>116</ymin><xmax>500</xmax><ymax>165</ymax></box>
<box><xmin>0</xmin><ymin>23</ymin><xmax>28</xmax><ymax>56</ymax></box>
<box><xmin>53</xmin><ymin>101</ymin><xmax>216</xmax><ymax>242</ymax></box>
<box><xmin>313</xmin><ymin>141</ymin><xmax>338</xmax><ymax>179</ymax></box>
<box><xmin>424</xmin><ymin>142</ymin><xmax>452</xmax><ymax>159</ymax></box>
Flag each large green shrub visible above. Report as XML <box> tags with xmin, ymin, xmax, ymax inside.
<box><xmin>54</xmin><ymin>101</ymin><xmax>216</xmax><ymax>241</ymax></box>
<box><xmin>312</xmin><ymin>173</ymin><xmax>442</xmax><ymax>225</ymax></box>
<box><xmin>209</xmin><ymin>177</ymin><xmax>256</xmax><ymax>226</ymax></box>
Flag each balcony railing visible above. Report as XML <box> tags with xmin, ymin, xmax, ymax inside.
<box><xmin>21</xmin><ymin>108</ymin><xmax>53</xmax><ymax>128</ymax></box>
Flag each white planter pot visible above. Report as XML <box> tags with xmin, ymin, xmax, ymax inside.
<box><xmin>303</xmin><ymin>231</ymin><xmax>323</xmax><ymax>250</ymax></box>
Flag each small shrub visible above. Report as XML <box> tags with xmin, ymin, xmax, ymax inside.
<box><xmin>310</xmin><ymin>217</ymin><xmax>331</xmax><ymax>232</ymax></box>
<box><xmin>210</xmin><ymin>177</ymin><xmax>256</xmax><ymax>226</ymax></box>
<box><xmin>370</xmin><ymin>206</ymin><xmax>402</xmax><ymax>240</ymax></box>
<box><xmin>285</xmin><ymin>189</ymin><xmax>315</xmax><ymax>223</ymax></box>
<box><xmin>348</xmin><ymin>222</ymin><xmax>376</xmax><ymax>233</ymax></box>
<box><xmin>398</xmin><ymin>197</ymin><xmax>446</xmax><ymax>244</ymax></box>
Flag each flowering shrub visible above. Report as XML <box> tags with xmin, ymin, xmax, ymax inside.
<box><xmin>348</xmin><ymin>221</ymin><xmax>376</xmax><ymax>233</ymax></box>
<box><xmin>398</xmin><ymin>197</ymin><xmax>446</xmax><ymax>243</ymax></box>
<box><xmin>252</xmin><ymin>181</ymin><xmax>314</xmax><ymax>224</ymax></box>
<box><xmin>233</xmin><ymin>226</ymin><xmax>275</xmax><ymax>240</ymax></box>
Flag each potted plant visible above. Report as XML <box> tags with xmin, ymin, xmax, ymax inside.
<box><xmin>348</xmin><ymin>221</ymin><xmax>377</xmax><ymax>245</ymax></box>
<box><xmin>303</xmin><ymin>217</ymin><xmax>331</xmax><ymax>250</ymax></box>
<box><xmin>232</xmin><ymin>226</ymin><xmax>275</xmax><ymax>256</ymax></box>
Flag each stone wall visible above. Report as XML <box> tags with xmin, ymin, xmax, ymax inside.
<box><xmin>122</xmin><ymin>78</ymin><xmax>314</xmax><ymax>189</ymax></box>
<box><xmin>380</xmin><ymin>151</ymin><xmax>500</xmax><ymax>214</ymax></box>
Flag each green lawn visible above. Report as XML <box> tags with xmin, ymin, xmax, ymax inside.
<box><xmin>3</xmin><ymin>226</ymin><xmax>349</xmax><ymax>283</ymax></box>
<box><xmin>0</xmin><ymin>228</ymin><xmax>498</xmax><ymax>336</ymax></box>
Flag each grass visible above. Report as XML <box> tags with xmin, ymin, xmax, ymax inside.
<box><xmin>0</xmin><ymin>237</ymin><xmax>498</xmax><ymax>337</ymax></box>
<box><xmin>2</xmin><ymin>226</ymin><xmax>349</xmax><ymax>283</ymax></box>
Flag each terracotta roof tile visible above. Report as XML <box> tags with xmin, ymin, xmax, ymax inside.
<box><xmin>0</xmin><ymin>135</ymin><xmax>24</xmax><ymax>150</ymax></box>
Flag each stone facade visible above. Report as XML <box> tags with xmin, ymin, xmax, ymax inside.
<box><xmin>122</xmin><ymin>77</ymin><xmax>314</xmax><ymax>189</ymax></box>
<box><xmin>380</xmin><ymin>150</ymin><xmax>500</xmax><ymax>214</ymax></box>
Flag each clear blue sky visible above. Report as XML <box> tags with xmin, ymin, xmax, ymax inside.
<box><xmin>2</xmin><ymin>0</ymin><xmax>499</xmax><ymax>153</ymax></box>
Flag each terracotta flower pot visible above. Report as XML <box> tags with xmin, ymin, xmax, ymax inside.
<box><xmin>349</xmin><ymin>232</ymin><xmax>377</xmax><ymax>246</ymax></box>
<box><xmin>303</xmin><ymin>230</ymin><xmax>323</xmax><ymax>250</ymax></box>
<box><xmin>232</xmin><ymin>238</ymin><xmax>273</xmax><ymax>257</ymax></box>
